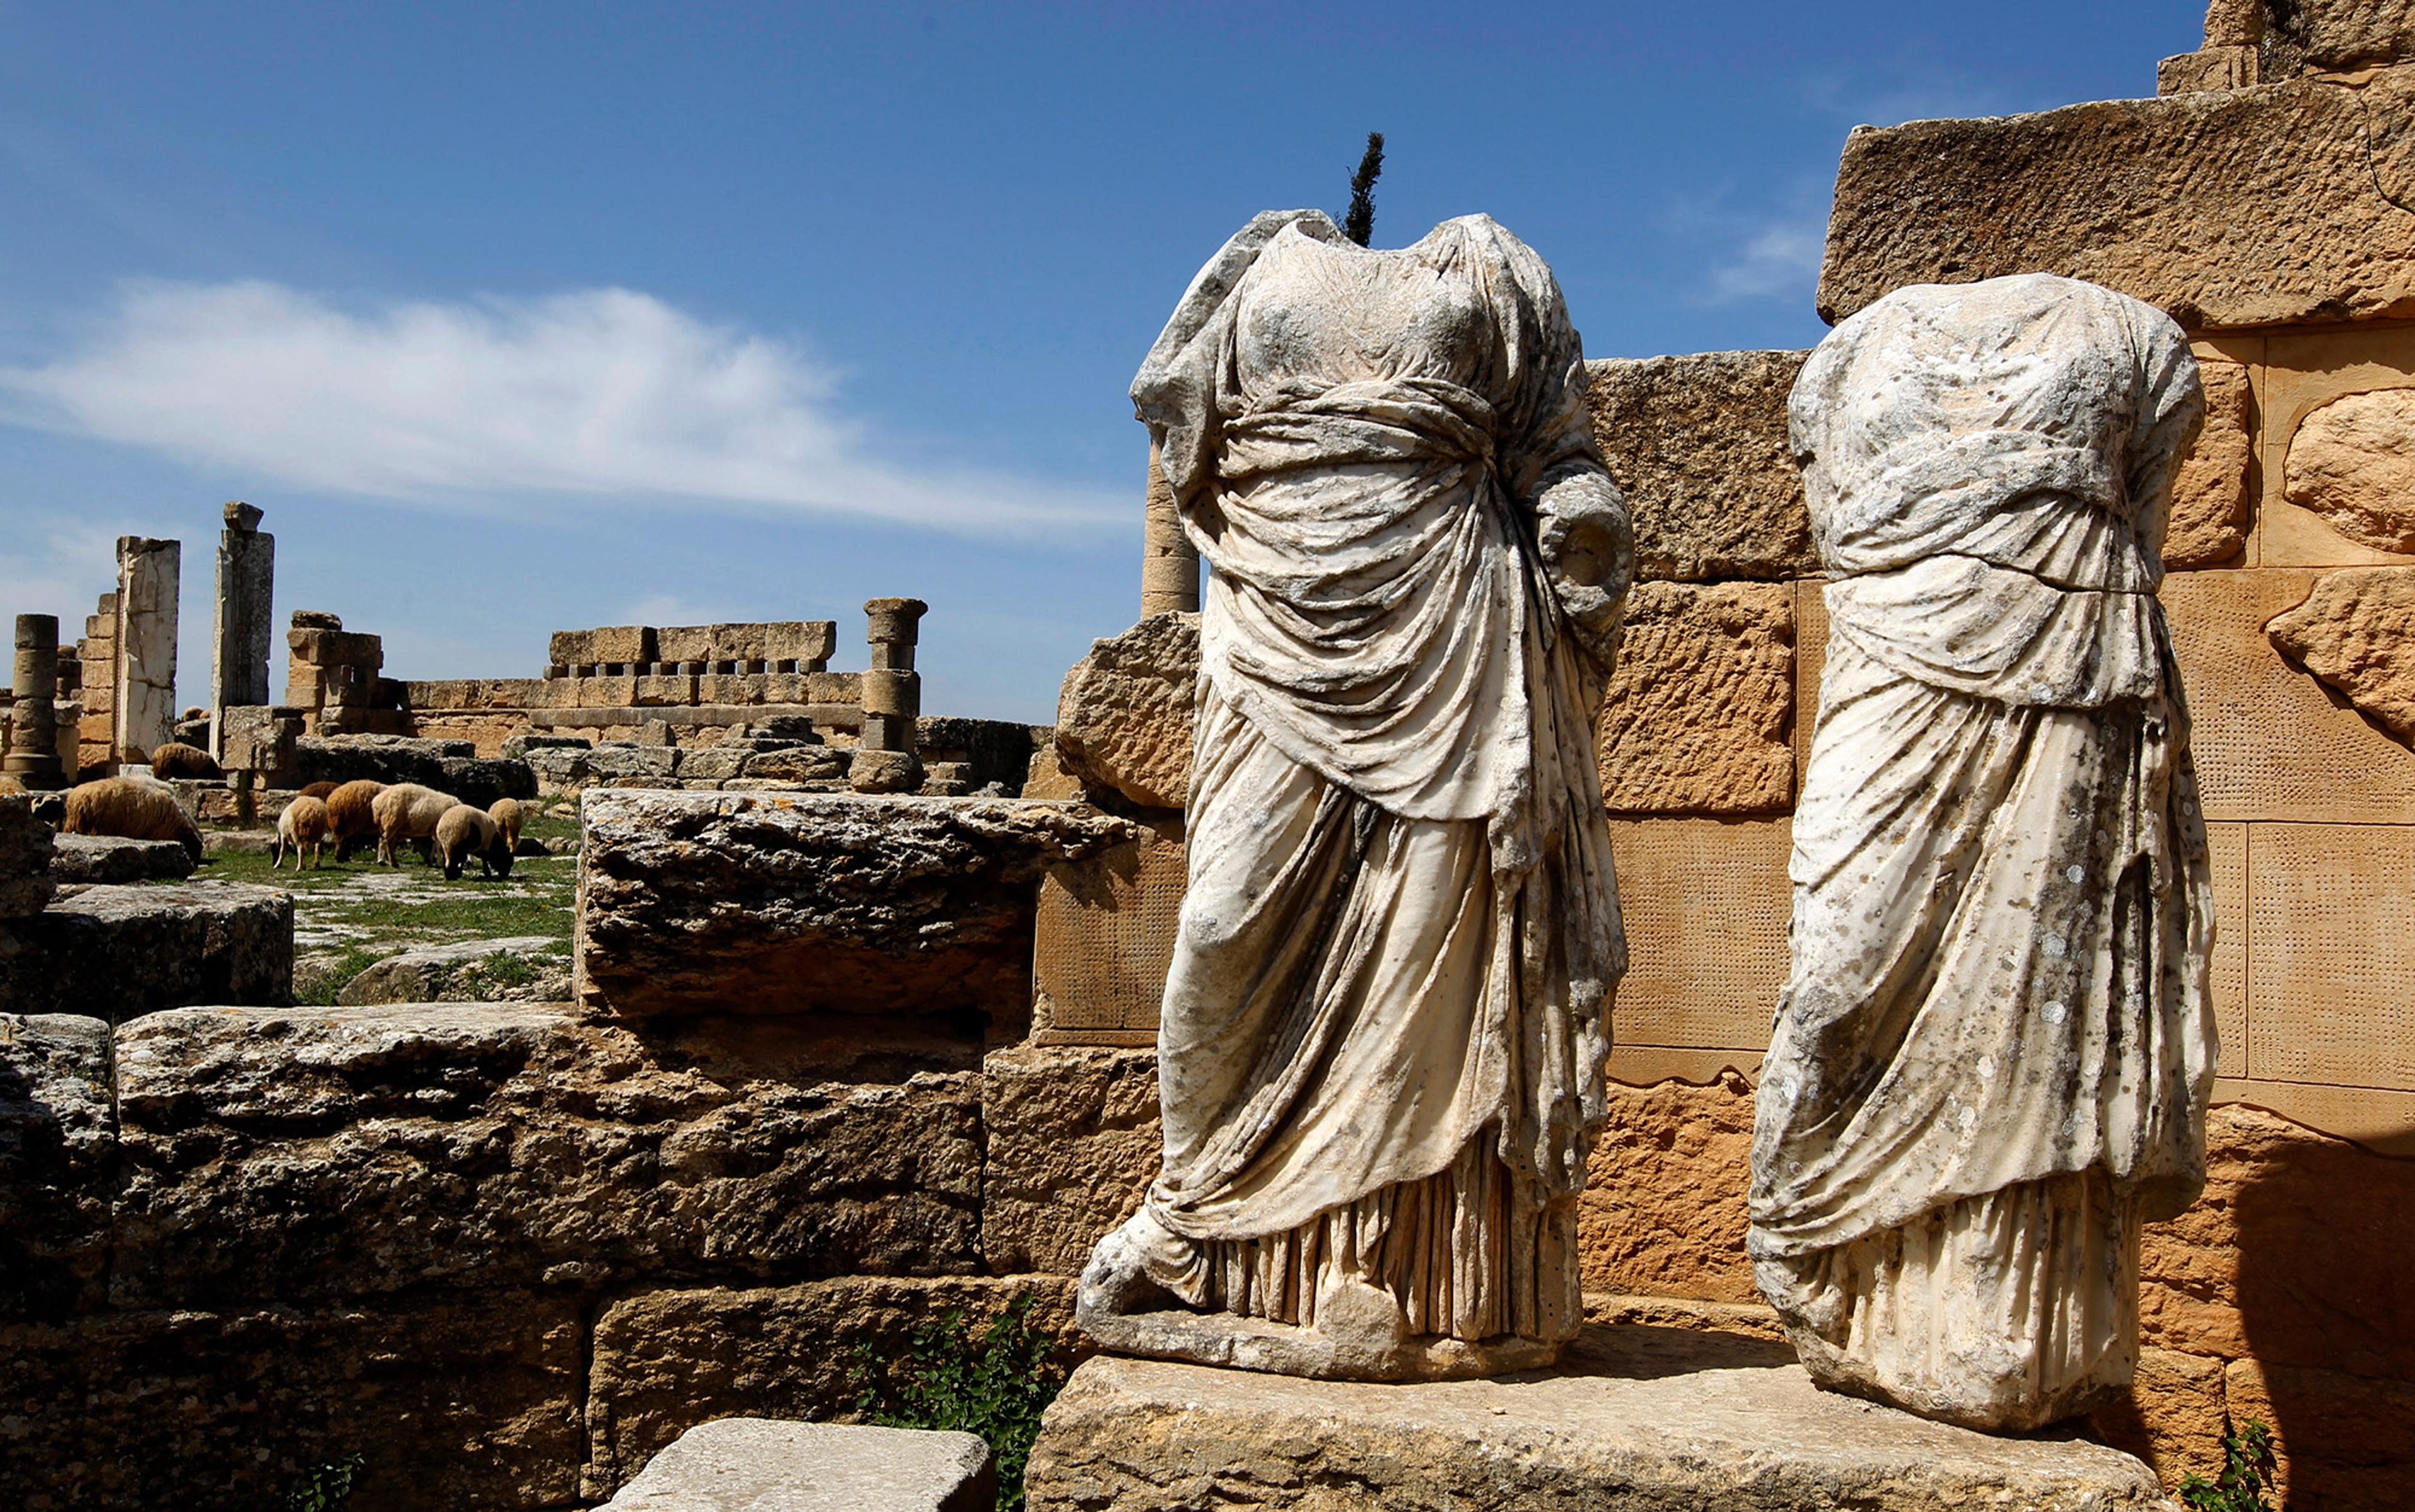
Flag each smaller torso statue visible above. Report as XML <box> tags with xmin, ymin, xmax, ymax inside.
<box><xmin>1752</xmin><ymin>273</ymin><xmax>2218</xmax><ymax>1430</ymax></box>
<box><xmin>1077</xmin><ymin>210</ymin><xmax>1632</xmax><ymax>1381</ymax></box>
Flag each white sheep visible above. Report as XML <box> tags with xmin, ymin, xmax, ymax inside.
<box><xmin>489</xmin><ymin>795</ymin><xmax>526</xmax><ymax>853</ymax></box>
<box><xmin>433</xmin><ymin>803</ymin><xmax>514</xmax><ymax>881</ymax></box>
<box><xmin>272</xmin><ymin>794</ymin><xmax>330</xmax><ymax>870</ymax></box>
<box><xmin>370</xmin><ymin>782</ymin><xmax>461</xmax><ymax>867</ymax></box>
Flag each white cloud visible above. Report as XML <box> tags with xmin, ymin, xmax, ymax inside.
<box><xmin>0</xmin><ymin>281</ymin><xmax>1118</xmax><ymax>535</ymax></box>
<box><xmin>1706</xmin><ymin>215</ymin><xmax>1830</xmax><ymax>304</ymax></box>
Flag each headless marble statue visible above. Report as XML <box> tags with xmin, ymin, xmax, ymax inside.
<box><xmin>1077</xmin><ymin>210</ymin><xmax>1632</xmax><ymax>1381</ymax></box>
<box><xmin>1752</xmin><ymin>273</ymin><xmax>2218</xmax><ymax>1431</ymax></box>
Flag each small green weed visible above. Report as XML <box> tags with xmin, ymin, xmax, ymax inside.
<box><xmin>850</xmin><ymin>1294</ymin><xmax>1067</xmax><ymax>1512</ymax></box>
<box><xmin>2179</xmin><ymin>1418</ymin><xmax>2278</xmax><ymax>1512</ymax></box>
<box><xmin>286</xmin><ymin>1452</ymin><xmax>363</xmax><ymax>1511</ymax></box>
<box><xmin>296</xmin><ymin>946</ymin><xmax>383</xmax><ymax>1007</ymax></box>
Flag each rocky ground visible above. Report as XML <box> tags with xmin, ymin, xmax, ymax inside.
<box><xmin>192</xmin><ymin>806</ymin><xmax>581</xmax><ymax>1004</ymax></box>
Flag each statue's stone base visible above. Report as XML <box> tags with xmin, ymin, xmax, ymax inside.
<box><xmin>1026</xmin><ymin>1323</ymin><xmax>2176</xmax><ymax>1512</ymax></box>
<box><xmin>1077</xmin><ymin>1299</ymin><xmax>1561</xmax><ymax>1382</ymax></box>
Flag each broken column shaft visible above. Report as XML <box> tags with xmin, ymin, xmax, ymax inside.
<box><xmin>6</xmin><ymin>614</ymin><xmax>65</xmax><ymax>789</ymax></box>
<box><xmin>210</xmin><ymin>501</ymin><xmax>274</xmax><ymax>756</ymax></box>
<box><xmin>113</xmin><ymin>535</ymin><xmax>180</xmax><ymax>765</ymax></box>
<box><xmin>1141</xmin><ymin>441</ymin><xmax>1201</xmax><ymax>618</ymax></box>
<box><xmin>850</xmin><ymin>597</ymin><xmax>927</xmax><ymax>794</ymax></box>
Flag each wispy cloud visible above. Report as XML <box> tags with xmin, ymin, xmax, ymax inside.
<box><xmin>1661</xmin><ymin>179</ymin><xmax>1834</xmax><ymax>309</ymax></box>
<box><xmin>0</xmin><ymin>281</ymin><xmax>1118</xmax><ymax>535</ymax></box>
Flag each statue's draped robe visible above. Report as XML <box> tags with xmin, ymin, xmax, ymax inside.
<box><xmin>1751</xmin><ymin>274</ymin><xmax>2217</xmax><ymax>1428</ymax></box>
<box><xmin>1126</xmin><ymin>211</ymin><xmax>1628</xmax><ymax>1343</ymax></box>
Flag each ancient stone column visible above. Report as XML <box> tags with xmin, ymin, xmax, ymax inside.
<box><xmin>850</xmin><ymin>597</ymin><xmax>926</xmax><ymax>793</ymax></box>
<box><xmin>5</xmin><ymin>614</ymin><xmax>65</xmax><ymax>789</ymax></box>
<box><xmin>210</xmin><ymin>501</ymin><xmax>274</xmax><ymax>756</ymax></box>
<box><xmin>113</xmin><ymin>536</ymin><xmax>180</xmax><ymax>765</ymax></box>
<box><xmin>1141</xmin><ymin>440</ymin><xmax>1201</xmax><ymax>618</ymax></box>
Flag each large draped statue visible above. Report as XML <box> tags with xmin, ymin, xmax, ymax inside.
<box><xmin>1751</xmin><ymin>273</ymin><xmax>2218</xmax><ymax>1431</ymax></box>
<box><xmin>1077</xmin><ymin>210</ymin><xmax>1632</xmax><ymax>1381</ymax></box>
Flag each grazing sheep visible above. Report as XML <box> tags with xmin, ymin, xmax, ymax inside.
<box><xmin>62</xmin><ymin>776</ymin><xmax>203</xmax><ymax>862</ymax></box>
<box><xmin>150</xmin><ymin>742</ymin><xmax>223</xmax><ymax>781</ymax></box>
<box><xmin>272</xmin><ymin>794</ymin><xmax>330</xmax><ymax>870</ymax></box>
<box><xmin>371</xmin><ymin>782</ymin><xmax>460</xmax><ymax>866</ymax></box>
<box><xmin>433</xmin><ymin>803</ymin><xmax>514</xmax><ymax>881</ymax></box>
<box><xmin>489</xmin><ymin>796</ymin><xmax>526</xmax><ymax>853</ymax></box>
<box><xmin>0</xmin><ymin>775</ymin><xmax>23</xmax><ymax>797</ymax></box>
<box><xmin>324</xmin><ymin>780</ymin><xmax>384</xmax><ymax>862</ymax></box>
<box><xmin>299</xmin><ymin>781</ymin><xmax>341</xmax><ymax>801</ymax></box>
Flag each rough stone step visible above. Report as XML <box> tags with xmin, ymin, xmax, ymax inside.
<box><xmin>596</xmin><ymin>1416</ymin><xmax>993</xmax><ymax>1511</ymax></box>
<box><xmin>1026</xmin><ymin>1324</ymin><xmax>2177</xmax><ymax>1512</ymax></box>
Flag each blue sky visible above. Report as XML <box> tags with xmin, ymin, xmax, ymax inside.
<box><xmin>0</xmin><ymin>2</ymin><xmax>2204</xmax><ymax>723</ymax></box>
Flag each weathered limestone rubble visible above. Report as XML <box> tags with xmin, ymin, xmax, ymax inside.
<box><xmin>2283</xmin><ymin>388</ymin><xmax>2415</xmax><ymax>553</ymax></box>
<box><xmin>109</xmin><ymin>1001</ymin><xmax>984</xmax><ymax>1307</ymax></box>
<box><xmin>577</xmin><ymin>790</ymin><xmax>1135</xmax><ymax>1025</ymax></box>
<box><xmin>594</xmin><ymin>1418</ymin><xmax>994</xmax><ymax>1512</ymax></box>
<box><xmin>291</xmin><ymin>732</ymin><xmax>536</xmax><ymax>805</ymax></box>
<box><xmin>1023</xmin><ymin>1328</ymin><xmax>2175</xmax><ymax>1512</ymax></box>
<box><xmin>2266</xmin><ymin>567</ymin><xmax>2415</xmax><ymax>743</ymax></box>
<box><xmin>4</xmin><ymin>1288</ymin><xmax>586</xmax><ymax>1511</ymax></box>
<box><xmin>5</xmin><ymin>882</ymin><xmax>291</xmax><ymax>1021</ymax></box>
<box><xmin>2165</xmin><ymin>359</ymin><xmax>2253</xmax><ymax>568</ymax></box>
<box><xmin>0</xmin><ymin>1014</ymin><xmax>114</xmax><ymax>1317</ymax></box>
<box><xmin>1595</xmin><ymin>581</ymin><xmax>1793</xmax><ymax>814</ymax></box>
<box><xmin>0</xmin><ymin>790</ymin><xmax>56</xmax><ymax>918</ymax></box>
<box><xmin>47</xmin><ymin>833</ymin><xmax>197</xmax><ymax>884</ymax></box>
<box><xmin>982</xmin><ymin>1043</ymin><xmax>1160</xmax><ymax>1274</ymax></box>
<box><xmin>1050</xmin><ymin>611</ymin><xmax>1196</xmax><ymax>810</ymax></box>
<box><xmin>1584</xmin><ymin>350</ymin><xmax>1815</xmax><ymax>580</ymax></box>
<box><xmin>1819</xmin><ymin>77</ymin><xmax>2415</xmax><ymax>330</ymax></box>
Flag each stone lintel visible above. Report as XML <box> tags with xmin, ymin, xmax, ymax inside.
<box><xmin>1818</xmin><ymin>76</ymin><xmax>2415</xmax><ymax>330</ymax></box>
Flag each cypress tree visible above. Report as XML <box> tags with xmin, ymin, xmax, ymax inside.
<box><xmin>1343</xmin><ymin>132</ymin><xmax>1385</xmax><ymax>247</ymax></box>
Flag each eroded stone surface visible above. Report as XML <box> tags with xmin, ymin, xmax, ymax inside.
<box><xmin>577</xmin><ymin>791</ymin><xmax>1135</xmax><ymax>1023</ymax></box>
<box><xmin>982</xmin><ymin>1043</ymin><xmax>1161</xmax><ymax>1275</ymax></box>
<box><xmin>0</xmin><ymin>1289</ymin><xmax>584</xmax><ymax>1512</ymax></box>
<box><xmin>596</xmin><ymin>1418</ymin><xmax>995</xmax><ymax>1512</ymax></box>
<box><xmin>1052</xmin><ymin>612</ymin><xmax>1197</xmax><ymax>811</ymax></box>
<box><xmin>0</xmin><ymin>1013</ymin><xmax>113</xmax><ymax>1316</ymax></box>
<box><xmin>1819</xmin><ymin>80</ymin><xmax>2415</xmax><ymax>330</ymax></box>
<box><xmin>1584</xmin><ymin>352</ymin><xmax>1814</xmax><ymax>581</ymax></box>
<box><xmin>2265</xmin><ymin>567</ymin><xmax>2415</xmax><ymax>743</ymax></box>
<box><xmin>23</xmin><ymin>881</ymin><xmax>292</xmax><ymax>1021</ymax></box>
<box><xmin>2223</xmin><ymin>1355</ymin><xmax>2415</xmax><ymax>1512</ymax></box>
<box><xmin>2138</xmin><ymin>1105</ymin><xmax>2415</xmax><ymax>1380</ymax></box>
<box><xmin>1596</xmin><ymin>582</ymin><xmax>1794</xmax><ymax>814</ymax></box>
<box><xmin>48</xmin><ymin>832</ymin><xmax>195</xmax><ymax>884</ymax></box>
<box><xmin>1025</xmin><ymin>1330</ymin><xmax>2174</xmax><ymax>1511</ymax></box>
<box><xmin>2166</xmin><ymin>360</ymin><xmax>2254</xmax><ymax>569</ymax></box>
<box><xmin>584</xmin><ymin>1275</ymin><xmax>1076</xmax><ymax>1500</ymax></box>
<box><xmin>0</xmin><ymin>791</ymin><xmax>55</xmax><ymax>918</ymax></box>
<box><xmin>109</xmin><ymin>1002</ymin><xmax>984</xmax><ymax>1306</ymax></box>
<box><xmin>2283</xmin><ymin>388</ymin><xmax>2415</xmax><ymax>555</ymax></box>
<box><xmin>1580</xmin><ymin>1073</ymin><xmax>1759</xmax><ymax>1304</ymax></box>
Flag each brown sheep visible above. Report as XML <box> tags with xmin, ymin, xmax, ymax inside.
<box><xmin>324</xmin><ymin>779</ymin><xmax>384</xmax><ymax>862</ymax></box>
<box><xmin>433</xmin><ymin>803</ymin><xmax>514</xmax><ymax>881</ymax></box>
<box><xmin>62</xmin><ymin>776</ymin><xmax>203</xmax><ymax>861</ymax></box>
<box><xmin>150</xmin><ymin>742</ymin><xmax>223</xmax><ymax>780</ymax></box>
<box><xmin>272</xmin><ymin>794</ymin><xmax>330</xmax><ymax>870</ymax></box>
<box><xmin>299</xmin><ymin>781</ymin><xmax>341</xmax><ymax>801</ymax></box>
<box><xmin>489</xmin><ymin>796</ymin><xmax>526</xmax><ymax>853</ymax></box>
<box><xmin>371</xmin><ymin>782</ymin><xmax>460</xmax><ymax>866</ymax></box>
